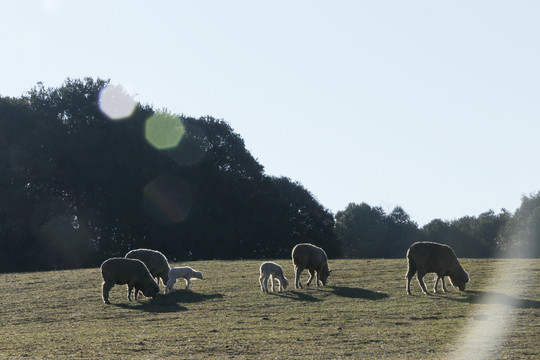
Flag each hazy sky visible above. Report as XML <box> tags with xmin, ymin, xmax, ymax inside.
<box><xmin>2</xmin><ymin>1</ymin><xmax>539</xmax><ymax>225</ymax></box>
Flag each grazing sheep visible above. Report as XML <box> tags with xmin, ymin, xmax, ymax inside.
<box><xmin>100</xmin><ymin>257</ymin><xmax>160</xmax><ymax>304</ymax></box>
<box><xmin>259</xmin><ymin>261</ymin><xmax>289</xmax><ymax>293</ymax></box>
<box><xmin>292</xmin><ymin>243</ymin><xmax>331</xmax><ymax>289</ymax></box>
<box><xmin>406</xmin><ymin>241</ymin><xmax>470</xmax><ymax>295</ymax></box>
<box><xmin>165</xmin><ymin>266</ymin><xmax>204</xmax><ymax>293</ymax></box>
<box><xmin>125</xmin><ymin>248</ymin><xmax>170</xmax><ymax>289</ymax></box>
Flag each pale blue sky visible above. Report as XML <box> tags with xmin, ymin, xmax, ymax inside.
<box><xmin>1</xmin><ymin>1</ymin><xmax>539</xmax><ymax>225</ymax></box>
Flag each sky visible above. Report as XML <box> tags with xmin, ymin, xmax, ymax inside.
<box><xmin>1</xmin><ymin>1</ymin><xmax>539</xmax><ymax>226</ymax></box>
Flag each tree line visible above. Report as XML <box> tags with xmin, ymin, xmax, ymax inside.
<box><xmin>336</xmin><ymin>201</ymin><xmax>539</xmax><ymax>259</ymax></box>
<box><xmin>0</xmin><ymin>78</ymin><xmax>538</xmax><ymax>272</ymax></box>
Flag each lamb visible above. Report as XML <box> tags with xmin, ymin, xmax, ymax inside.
<box><xmin>291</xmin><ymin>243</ymin><xmax>331</xmax><ymax>289</ymax></box>
<box><xmin>100</xmin><ymin>257</ymin><xmax>160</xmax><ymax>304</ymax></box>
<box><xmin>406</xmin><ymin>241</ymin><xmax>470</xmax><ymax>295</ymax></box>
<box><xmin>165</xmin><ymin>266</ymin><xmax>204</xmax><ymax>293</ymax></box>
<box><xmin>125</xmin><ymin>248</ymin><xmax>170</xmax><ymax>289</ymax></box>
<box><xmin>259</xmin><ymin>261</ymin><xmax>289</xmax><ymax>293</ymax></box>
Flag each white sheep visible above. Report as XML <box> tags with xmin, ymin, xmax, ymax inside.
<box><xmin>406</xmin><ymin>241</ymin><xmax>470</xmax><ymax>295</ymax></box>
<box><xmin>100</xmin><ymin>257</ymin><xmax>160</xmax><ymax>304</ymax></box>
<box><xmin>165</xmin><ymin>266</ymin><xmax>204</xmax><ymax>293</ymax></box>
<box><xmin>259</xmin><ymin>261</ymin><xmax>289</xmax><ymax>293</ymax></box>
<box><xmin>292</xmin><ymin>243</ymin><xmax>330</xmax><ymax>289</ymax></box>
<box><xmin>125</xmin><ymin>248</ymin><xmax>171</xmax><ymax>290</ymax></box>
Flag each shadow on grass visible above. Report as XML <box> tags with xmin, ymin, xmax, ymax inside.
<box><xmin>271</xmin><ymin>290</ymin><xmax>323</xmax><ymax>302</ymax></box>
<box><xmin>447</xmin><ymin>290</ymin><xmax>540</xmax><ymax>309</ymax></box>
<box><xmin>113</xmin><ymin>300</ymin><xmax>187</xmax><ymax>313</ymax></box>
<box><xmin>113</xmin><ymin>292</ymin><xmax>224</xmax><ymax>312</ymax></box>
<box><xmin>269</xmin><ymin>287</ymin><xmax>389</xmax><ymax>301</ymax></box>
<box><xmin>164</xmin><ymin>290</ymin><xmax>225</xmax><ymax>304</ymax></box>
<box><xmin>329</xmin><ymin>286</ymin><xmax>389</xmax><ymax>300</ymax></box>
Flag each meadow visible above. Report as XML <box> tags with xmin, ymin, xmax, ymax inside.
<box><xmin>0</xmin><ymin>258</ymin><xmax>538</xmax><ymax>359</ymax></box>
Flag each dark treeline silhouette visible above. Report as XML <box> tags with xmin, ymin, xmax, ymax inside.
<box><xmin>0</xmin><ymin>78</ymin><xmax>538</xmax><ymax>272</ymax></box>
<box><xmin>335</xmin><ymin>203</ymin><xmax>527</xmax><ymax>259</ymax></box>
<box><xmin>0</xmin><ymin>78</ymin><xmax>337</xmax><ymax>272</ymax></box>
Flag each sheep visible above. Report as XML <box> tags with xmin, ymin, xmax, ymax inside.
<box><xmin>406</xmin><ymin>241</ymin><xmax>470</xmax><ymax>295</ymax></box>
<box><xmin>165</xmin><ymin>266</ymin><xmax>204</xmax><ymax>293</ymax></box>
<box><xmin>292</xmin><ymin>243</ymin><xmax>331</xmax><ymax>289</ymax></box>
<box><xmin>125</xmin><ymin>248</ymin><xmax>170</xmax><ymax>289</ymax></box>
<box><xmin>100</xmin><ymin>257</ymin><xmax>160</xmax><ymax>304</ymax></box>
<box><xmin>259</xmin><ymin>261</ymin><xmax>289</xmax><ymax>293</ymax></box>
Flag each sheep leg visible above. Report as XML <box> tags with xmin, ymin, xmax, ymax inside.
<box><xmin>434</xmin><ymin>275</ymin><xmax>441</xmax><ymax>293</ymax></box>
<box><xmin>127</xmin><ymin>285</ymin><xmax>134</xmax><ymax>301</ymax></box>
<box><xmin>134</xmin><ymin>286</ymin><xmax>141</xmax><ymax>300</ymax></box>
<box><xmin>306</xmin><ymin>269</ymin><xmax>315</xmax><ymax>286</ymax></box>
<box><xmin>185</xmin><ymin>278</ymin><xmax>192</xmax><ymax>292</ymax></box>
<box><xmin>441</xmin><ymin>276</ymin><xmax>448</xmax><ymax>292</ymax></box>
<box><xmin>406</xmin><ymin>262</ymin><xmax>416</xmax><ymax>295</ymax></box>
<box><xmin>102</xmin><ymin>282</ymin><xmax>113</xmax><ymax>304</ymax></box>
<box><xmin>269</xmin><ymin>275</ymin><xmax>275</xmax><ymax>292</ymax></box>
<box><xmin>278</xmin><ymin>277</ymin><xmax>283</xmax><ymax>292</ymax></box>
<box><xmin>165</xmin><ymin>278</ymin><xmax>176</xmax><ymax>294</ymax></box>
<box><xmin>406</xmin><ymin>271</ymin><xmax>416</xmax><ymax>295</ymax></box>
<box><xmin>134</xmin><ymin>285</ymin><xmax>144</xmax><ymax>300</ymax></box>
<box><xmin>416</xmin><ymin>270</ymin><xmax>430</xmax><ymax>295</ymax></box>
<box><xmin>259</xmin><ymin>274</ymin><xmax>266</xmax><ymax>292</ymax></box>
<box><xmin>294</xmin><ymin>266</ymin><xmax>303</xmax><ymax>289</ymax></box>
<box><xmin>264</xmin><ymin>274</ymin><xmax>270</xmax><ymax>293</ymax></box>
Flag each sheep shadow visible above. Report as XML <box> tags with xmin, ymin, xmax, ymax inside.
<box><xmin>448</xmin><ymin>290</ymin><xmax>540</xmax><ymax>309</ymax></box>
<box><xmin>272</xmin><ymin>290</ymin><xmax>323</xmax><ymax>302</ymax></box>
<box><xmin>113</xmin><ymin>299</ymin><xmax>187</xmax><ymax>313</ymax></box>
<box><xmin>111</xmin><ymin>292</ymin><xmax>224</xmax><ymax>312</ymax></box>
<box><xmin>329</xmin><ymin>286</ymin><xmax>389</xmax><ymax>300</ymax></box>
<box><xmin>164</xmin><ymin>290</ymin><xmax>225</xmax><ymax>304</ymax></box>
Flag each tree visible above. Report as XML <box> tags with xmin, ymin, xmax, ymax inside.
<box><xmin>497</xmin><ymin>193</ymin><xmax>540</xmax><ymax>257</ymax></box>
<box><xmin>335</xmin><ymin>203</ymin><xmax>388</xmax><ymax>258</ymax></box>
<box><xmin>422</xmin><ymin>210</ymin><xmax>511</xmax><ymax>258</ymax></box>
<box><xmin>2</xmin><ymin>79</ymin><xmax>342</xmax><ymax>271</ymax></box>
<box><xmin>385</xmin><ymin>206</ymin><xmax>423</xmax><ymax>258</ymax></box>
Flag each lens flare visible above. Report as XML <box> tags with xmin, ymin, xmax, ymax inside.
<box><xmin>447</xmin><ymin>239</ymin><xmax>538</xmax><ymax>359</ymax></box>
<box><xmin>145</xmin><ymin>111</ymin><xmax>185</xmax><ymax>150</ymax></box>
<box><xmin>40</xmin><ymin>215</ymin><xmax>88</xmax><ymax>268</ymax></box>
<box><xmin>98</xmin><ymin>84</ymin><xmax>137</xmax><ymax>120</ymax></box>
<box><xmin>144</xmin><ymin>176</ymin><xmax>193</xmax><ymax>224</ymax></box>
<box><xmin>166</xmin><ymin>122</ymin><xmax>207</xmax><ymax>166</ymax></box>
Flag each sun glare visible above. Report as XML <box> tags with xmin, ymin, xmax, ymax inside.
<box><xmin>447</xmin><ymin>239</ymin><xmax>537</xmax><ymax>359</ymax></box>
<box><xmin>98</xmin><ymin>84</ymin><xmax>137</xmax><ymax>120</ymax></box>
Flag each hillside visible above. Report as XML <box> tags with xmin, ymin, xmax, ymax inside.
<box><xmin>1</xmin><ymin>259</ymin><xmax>539</xmax><ymax>359</ymax></box>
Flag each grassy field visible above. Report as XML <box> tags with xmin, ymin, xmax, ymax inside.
<box><xmin>0</xmin><ymin>258</ymin><xmax>539</xmax><ymax>359</ymax></box>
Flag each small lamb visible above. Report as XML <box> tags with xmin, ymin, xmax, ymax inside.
<box><xmin>259</xmin><ymin>261</ymin><xmax>289</xmax><ymax>293</ymax></box>
<box><xmin>165</xmin><ymin>266</ymin><xmax>204</xmax><ymax>293</ymax></box>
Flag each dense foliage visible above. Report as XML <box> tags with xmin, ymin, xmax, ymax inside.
<box><xmin>335</xmin><ymin>204</ymin><xmax>521</xmax><ymax>258</ymax></box>
<box><xmin>0</xmin><ymin>78</ymin><xmax>538</xmax><ymax>271</ymax></box>
<box><xmin>0</xmin><ymin>78</ymin><xmax>337</xmax><ymax>271</ymax></box>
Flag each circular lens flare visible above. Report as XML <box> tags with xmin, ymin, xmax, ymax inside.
<box><xmin>144</xmin><ymin>176</ymin><xmax>193</xmax><ymax>224</ymax></box>
<box><xmin>145</xmin><ymin>111</ymin><xmax>185</xmax><ymax>150</ymax></box>
<box><xmin>98</xmin><ymin>84</ymin><xmax>137</xmax><ymax>120</ymax></box>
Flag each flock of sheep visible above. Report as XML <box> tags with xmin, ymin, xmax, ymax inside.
<box><xmin>100</xmin><ymin>241</ymin><xmax>469</xmax><ymax>304</ymax></box>
<box><xmin>101</xmin><ymin>248</ymin><xmax>203</xmax><ymax>304</ymax></box>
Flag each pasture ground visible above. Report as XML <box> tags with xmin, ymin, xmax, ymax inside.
<box><xmin>0</xmin><ymin>259</ymin><xmax>539</xmax><ymax>359</ymax></box>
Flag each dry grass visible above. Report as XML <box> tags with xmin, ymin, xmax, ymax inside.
<box><xmin>0</xmin><ymin>258</ymin><xmax>538</xmax><ymax>359</ymax></box>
